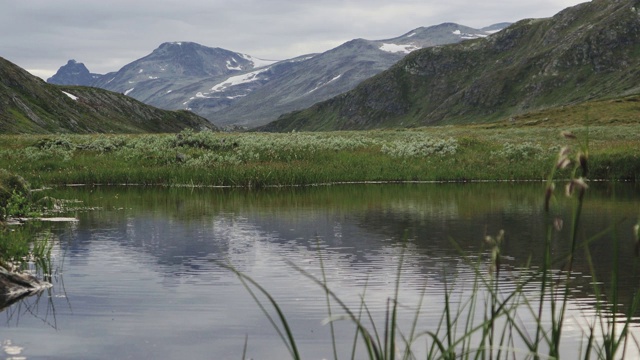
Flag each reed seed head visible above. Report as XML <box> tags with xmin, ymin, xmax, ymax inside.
<box><xmin>545</xmin><ymin>182</ymin><xmax>555</xmax><ymax>212</ymax></box>
<box><xmin>565</xmin><ymin>182</ymin><xmax>573</xmax><ymax>197</ymax></box>
<box><xmin>554</xmin><ymin>217</ymin><xmax>564</xmax><ymax>231</ymax></box>
<box><xmin>578</xmin><ymin>150</ymin><xmax>589</xmax><ymax>177</ymax></box>
<box><xmin>556</xmin><ymin>146</ymin><xmax>571</xmax><ymax>169</ymax></box>
<box><xmin>566</xmin><ymin>177</ymin><xmax>588</xmax><ymax>198</ymax></box>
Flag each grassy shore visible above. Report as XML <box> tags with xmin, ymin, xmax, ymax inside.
<box><xmin>0</xmin><ymin>123</ymin><xmax>638</xmax><ymax>188</ymax></box>
<box><xmin>0</xmin><ymin>169</ymin><xmax>53</xmax><ymax>273</ymax></box>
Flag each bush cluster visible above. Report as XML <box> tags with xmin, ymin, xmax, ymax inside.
<box><xmin>381</xmin><ymin>137</ymin><xmax>458</xmax><ymax>157</ymax></box>
<box><xmin>0</xmin><ymin>169</ymin><xmax>32</xmax><ymax>220</ymax></box>
<box><xmin>491</xmin><ymin>142</ymin><xmax>547</xmax><ymax>162</ymax></box>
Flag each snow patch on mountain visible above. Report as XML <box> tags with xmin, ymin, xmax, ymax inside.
<box><xmin>211</xmin><ymin>68</ymin><xmax>270</xmax><ymax>92</ymax></box>
<box><xmin>453</xmin><ymin>29</ymin><xmax>488</xmax><ymax>39</ymax></box>
<box><xmin>62</xmin><ymin>91</ymin><xmax>78</xmax><ymax>101</ymax></box>
<box><xmin>240</xmin><ymin>54</ymin><xmax>278</xmax><ymax>69</ymax></box>
<box><xmin>306</xmin><ymin>74</ymin><xmax>343</xmax><ymax>95</ymax></box>
<box><xmin>124</xmin><ymin>88</ymin><xmax>134</xmax><ymax>96</ymax></box>
<box><xmin>379</xmin><ymin>43</ymin><xmax>421</xmax><ymax>54</ymax></box>
<box><xmin>226</xmin><ymin>60</ymin><xmax>242</xmax><ymax>71</ymax></box>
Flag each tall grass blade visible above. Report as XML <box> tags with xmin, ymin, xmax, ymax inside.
<box><xmin>316</xmin><ymin>238</ymin><xmax>339</xmax><ymax>360</ymax></box>
<box><xmin>217</xmin><ymin>261</ymin><xmax>301</xmax><ymax>360</ymax></box>
<box><xmin>285</xmin><ymin>259</ymin><xmax>383</xmax><ymax>359</ymax></box>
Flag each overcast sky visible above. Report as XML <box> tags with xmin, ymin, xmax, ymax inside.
<box><xmin>1</xmin><ymin>0</ymin><xmax>587</xmax><ymax>80</ymax></box>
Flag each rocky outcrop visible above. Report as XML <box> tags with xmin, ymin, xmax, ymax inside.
<box><xmin>0</xmin><ymin>266</ymin><xmax>51</xmax><ymax>311</ymax></box>
<box><xmin>47</xmin><ymin>59</ymin><xmax>101</xmax><ymax>86</ymax></box>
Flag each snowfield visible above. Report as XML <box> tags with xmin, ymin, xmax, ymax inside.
<box><xmin>379</xmin><ymin>43</ymin><xmax>420</xmax><ymax>54</ymax></box>
<box><xmin>210</xmin><ymin>68</ymin><xmax>270</xmax><ymax>92</ymax></box>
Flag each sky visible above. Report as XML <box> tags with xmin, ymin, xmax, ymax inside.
<box><xmin>1</xmin><ymin>0</ymin><xmax>587</xmax><ymax>80</ymax></box>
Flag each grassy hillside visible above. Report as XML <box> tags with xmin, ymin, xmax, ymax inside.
<box><xmin>0</xmin><ymin>96</ymin><xmax>638</xmax><ymax>187</ymax></box>
<box><xmin>0</xmin><ymin>57</ymin><xmax>217</xmax><ymax>134</ymax></box>
<box><xmin>263</xmin><ymin>0</ymin><xmax>640</xmax><ymax>131</ymax></box>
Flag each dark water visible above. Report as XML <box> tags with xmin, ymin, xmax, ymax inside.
<box><xmin>1</xmin><ymin>183</ymin><xmax>639</xmax><ymax>359</ymax></box>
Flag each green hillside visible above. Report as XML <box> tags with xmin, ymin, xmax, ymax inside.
<box><xmin>263</xmin><ymin>0</ymin><xmax>640</xmax><ymax>131</ymax></box>
<box><xmin>0</xmin><ymin>57</ymin><xmax>217</xmax><ymax>134</ymax></box>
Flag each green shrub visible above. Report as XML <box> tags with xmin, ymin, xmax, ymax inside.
<box><xmin>0</xmin><ymin>169</ymin><xmax>31</xmax><ymax>220</ymax></box>
<box><xmin>491</xmin><ymin>142</ymin><xmax>546</xmax><ymax>162</ymax></box>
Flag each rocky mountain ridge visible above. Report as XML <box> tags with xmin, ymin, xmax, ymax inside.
<box><xmin>262</xmin><ymin>0</ymin><xmax>640</xmax><ymax>131</ymax></box>
<box><xmin>47</xmin><ymin>59</ymin><xmax>102</xmax><ymax>86</ymax></box>
<box><xmin>1</xmin><ymin>57</ymin><xmax>216</xmax><ymax>134</ymax></box>
<box><xmin>47</xmin><ymin>23</ymin><xmax>506</xmax><ymax>128</ymax></box>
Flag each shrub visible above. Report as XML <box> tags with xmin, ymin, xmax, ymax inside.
<box><xmin>491</xmin><ymin>142</ymin><xmax>546</xmax><ymax>162</ymax></box>
<box><xmin>381</xmin><ymin>137</ymin><xmax>458</xmax><ymax>157</ymax></box>
<box><xmin>0</xmin><ymin>169</ymin><xmax>31</xmax><ymax>220</ymax></box>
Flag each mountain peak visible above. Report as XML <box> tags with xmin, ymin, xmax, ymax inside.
<box><xmin>156</xmin><ymin>41</ymin><xmax>207</xmax><ymax>51</ymax></box>
<box><xmin>1</xmin><ymin>56</ymin><xmax>216</xmax><ymax>133</ymax></box>
<box><xmin>45</xmin><ymin>22</ymin><xmax>509</xmax><ymax>128</ymax></box>
<box><xmin>47</xmin><ymin>59</ymin><xmax>101</xmax><ymax>86</ymax></box>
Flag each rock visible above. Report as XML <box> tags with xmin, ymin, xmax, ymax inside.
<box><xmin>0</xmin><ymin>267</ymin><xmax>51</xmax><ymax>311</ymax></box>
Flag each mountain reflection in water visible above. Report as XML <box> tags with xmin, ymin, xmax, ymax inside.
<box><xmin>2</xmin><ymin>183</ymin><xmax>639</xmax><ymax>359</ymax></box>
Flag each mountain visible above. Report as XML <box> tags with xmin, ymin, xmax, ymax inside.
<box><xmin>261</xmin><ymin>0</ymin><xmax>640</xmax><ymax>131</ymax></box>
<box><xmin>202</xmin><ymin>23</ymin><xmax>500</xmax><ymax>127</ymax></box>
<box><xmin>47</xmin><ymin>59</ymin><xmax>102</xmax><ymax>86</ymax></box>
<box><xmin>0</xmin><ymin>57</ymin><xmax>216</xmax><ymax>134</ymax></box>
<box><xmin>48</xmin><ymin>23</ymin><xmax>506</xmax><ymax>128</ymax></box>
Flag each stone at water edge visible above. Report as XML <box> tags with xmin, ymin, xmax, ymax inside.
<box><xmin>0</xmin><ymin>267</ymin><xmax>52</xmax><ymax>310</ymax></box>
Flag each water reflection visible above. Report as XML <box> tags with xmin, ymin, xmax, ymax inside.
<box><xmin>1</xmin><ymin>183</ymin><xmax>639</xmax><ymax>359</ymax></box>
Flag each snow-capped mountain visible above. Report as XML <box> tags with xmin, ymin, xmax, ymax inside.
<box><xmin>48</xmin><ymin>22</ymin><xmax>508</xmax><ymax>128</ymax></box>
<box><xmin>89</xmin><ymin>41</ymin><xmax>278</xmax><ymax>109</ymax></box>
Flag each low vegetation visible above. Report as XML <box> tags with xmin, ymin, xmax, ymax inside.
<box><xmin>0</xmin><ymin>121</ymin><xmax>638</xmax><ymax>188</ymax></box>
<box><xmin>0</xmin><ymin>170</ymin><xmax>53</xmax><ymax>273</ymax></box>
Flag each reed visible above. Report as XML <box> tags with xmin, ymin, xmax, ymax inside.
<box><xmin>0</xmin><ymin>170</ymin><xmax>54</xmax><ymax>274</ymax></box>
<box><xmin>219</xmin><ymin>130</ymin><xmax>640</xmax><ymax>359</ymax></box>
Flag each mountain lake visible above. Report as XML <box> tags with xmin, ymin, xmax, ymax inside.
<box><xmin>1</xmin><ymin>182</ymin><xmax>640</xmax><ymax>359</ymax></box>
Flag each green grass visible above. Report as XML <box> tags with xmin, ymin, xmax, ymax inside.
<box><xmin>0</xmin><ymin>123</ymin><xmax>638</xmax><ymax>188</ymax></box>
<box><xmin>0</xmin><ymin>169</ymin><xmax>54</xmax><ymax>273</ymax></box>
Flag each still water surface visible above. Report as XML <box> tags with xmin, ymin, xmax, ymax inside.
<box><xmin>1</xmin><ymin>183</ymin><xmax>640</xmax><ymax>359</ymax></box>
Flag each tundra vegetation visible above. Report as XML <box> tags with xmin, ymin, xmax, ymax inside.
<box><xmin>0</xmin><ymin>122</ymin><xmax>638</xmax><ymax>188</ymax></box>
